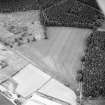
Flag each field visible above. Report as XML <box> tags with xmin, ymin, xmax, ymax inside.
<box><xmin>0</xmin><ymin>10</ymin><xmax>93</xmax><ymax>95</ymax></box>
<box><xmin>11</xmin><ymin>26</ymin><xmax>91</xmax><ymax>95</ymax></box>
<box><xmin>0</xmin><ymin>44</ymin><xmax>29</xmax><ymax>83</ymax></box>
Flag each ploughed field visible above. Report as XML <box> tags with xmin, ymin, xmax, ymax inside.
<box><xmin>40</xmin><ymin>0</ymin><xmax>104</xmax><ymax>29</ymax></box>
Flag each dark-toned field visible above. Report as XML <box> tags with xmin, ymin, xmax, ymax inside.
<box><xmin>81</xmin><ymin>31</ymin><xmax>105</xmax><ymax>98</ymax></box>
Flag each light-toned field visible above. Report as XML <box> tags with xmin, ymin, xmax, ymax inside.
<box><xmin>13</xmin><ymin>26</ymin><xmax>92</xmax><ymax>94</ymax></box>
<box><xmin>0</xmin><ymin>45</ymin><xmax>29</xmax><ymax>83</ymax></box>
<box><xmin>0</xmin><ymin>10</ymin><xmax>92</xmax><ymax>94</ymax></box>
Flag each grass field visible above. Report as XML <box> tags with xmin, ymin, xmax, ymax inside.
<box><xmin>11</xmin><ymin>26</ymin><xmax>92</xmax><ymax>95</ymax></box>
<box><xmin>0</xmin><ymin>45</ymin><xmax>29</xmax><ymax>83</ymax></box>
<box><xmin>0</xmin><ymin>10</ymin><xmax>92</xmax><ymax>95</ymax></box>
